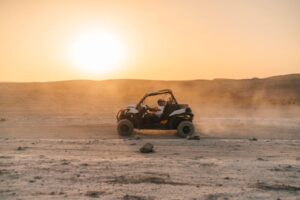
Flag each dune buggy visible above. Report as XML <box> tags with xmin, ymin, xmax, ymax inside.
<box><xmin>116</xmin><ymin>89</ymin><xmax>195</xmax><ymax>137</ymax></box>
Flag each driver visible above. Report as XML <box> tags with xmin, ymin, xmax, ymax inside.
<box><xmin>145</xmin><ymin>99</ymin><xmax>166</xmax><ymax>121</ymax></box>
<box><xmin>155</xmin><ymin>99</ymin><xmax>166</xmax><ymax>117</ymax></box>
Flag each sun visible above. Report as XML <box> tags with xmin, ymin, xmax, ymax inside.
<box><xmin>69</xmin><ymin>29</ymin><xmax>126</xmax><ymax>75</ymax></box>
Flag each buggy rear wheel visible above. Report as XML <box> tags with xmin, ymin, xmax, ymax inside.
<box><xmin>177</xmin><ymin>121</ymin><xmax>195</xmax><ymax>138</ymax></box>
<box><xmin>117</xmin><ymin>119</ymin><xmax>134</xmax><ymax>136</ymax></box>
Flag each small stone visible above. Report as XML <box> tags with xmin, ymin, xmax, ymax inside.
<box><xmin>140</xmin><ymin>143</ymin><xmax>154</xmax><ymax>153</ymax></box>
<box><xmin>249</xmin><ymin>137</ymin><xmax>258</xmax><ymax>141</ymax></box>
<box><xmin>16</xmin><ymin>146</ymin><xmax>26</xmax><ymax>151</ymax></box>
<box><xmin>61</xmin><ymin>160</ymin><xmax>70</xmax><ymax>165</ymax></box>
<box><xmin>85</xmin><ymin>191</ymin><xmax>103</xmax><ymax>198</ymax></box>
<box><xmin>186</xmin><ymin>135</ymin><xmax>200</xmax><ymax>140</ymax></box>
<box><xmin>123</xmin><ymin>194</ymin><xmax>148</xmax><ymax>200</ymax></box>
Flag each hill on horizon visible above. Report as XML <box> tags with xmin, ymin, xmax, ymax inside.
<box><xmin>0</xmin><ymin>74</ymin><xmax>300</xmax><ymax>113</ymax></box>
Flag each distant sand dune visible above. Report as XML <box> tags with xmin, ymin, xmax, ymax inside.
<box><xmin>0</xmin><ymin>74</ymin><xmax>300</xmax><ymax>139</ymax></box>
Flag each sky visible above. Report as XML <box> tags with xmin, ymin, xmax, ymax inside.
<box><xmin>0</xmin><ymin>0</ymin><xmax>299</xmax><ymax>81</ymax></box>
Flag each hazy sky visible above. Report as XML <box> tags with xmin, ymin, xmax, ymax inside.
<box><xmin>0</xmin><ymin>0</ymin><xmax>299</xmax><ymax>81</ymax></box>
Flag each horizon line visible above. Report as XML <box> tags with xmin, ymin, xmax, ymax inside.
<box><xmin>0</xmin><ymin>73</ymin><xmax>299</xmax><ymax>84</ymax></box>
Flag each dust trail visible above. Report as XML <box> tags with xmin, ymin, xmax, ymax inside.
<box><xmin>0</xmin><ymin>75</ymin><xmax>300</xmax><ymax>139</ymax></box>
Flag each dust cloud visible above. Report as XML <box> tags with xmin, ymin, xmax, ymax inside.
<box><xmin>0</xmin><ymin>75</ymin><xmax>300</xmax><ymax>139</ymax></box>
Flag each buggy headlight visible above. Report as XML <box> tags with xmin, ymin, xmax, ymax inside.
<box><xmin>186</xmin><ymin>107</ymin><xmax>192</xmax><ymax>113</ymax></box>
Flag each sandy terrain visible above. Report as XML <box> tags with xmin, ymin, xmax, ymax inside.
<box><xmin>1</xmin><ymin>77</ymin><xmax>300</xmax><ymax>199</ymax></box>
<box><xmin>1</xmin><ymin>107</ymin><xmax>300</xmax><ymax>139</ymax></box>
<box><xmin>0</xmin><ymin>136</ymin><xmax>299</xmax><ymax>200</ymax></box>
<box><xmin>1</xmin><ymin>112</ymin><xmax>300</xmax><ymax>199</ymax></box>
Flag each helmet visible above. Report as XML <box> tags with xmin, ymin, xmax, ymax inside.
<box><xmin>157</xmin><ymin>99</ymin><xmax>166</xmax><ymax>105</ymax></box>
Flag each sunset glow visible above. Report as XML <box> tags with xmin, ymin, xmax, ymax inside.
<box><xmin>0</xmin><ymin>0</ymin><xmax>299</xmax><ymax>81</ymax></box>
<box><xmin>69</xmin><ymin>29</ymin><xmax>126</xmax><ymax>75</ymax></box>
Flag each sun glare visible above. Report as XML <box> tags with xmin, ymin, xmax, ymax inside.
<box><xmin>69</xmin><ymin>29</ymin><xmax>126</xmax><ymax>75</ymax></box>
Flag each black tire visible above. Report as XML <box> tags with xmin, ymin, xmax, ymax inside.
<box><xmin>117</xmin><ymin>119</ymin><xmax>134</xmax><ymax>136</ymax></box>
<box><xmin>177</xmin><ymin>121</ymin><xmax>195</xmax><ymax>138</ymax></box>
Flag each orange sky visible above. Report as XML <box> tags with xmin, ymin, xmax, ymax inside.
<box><xmin>0</xmin><ymin>0</ymin><xmax>299</xmax><ymax>81</ymax></box>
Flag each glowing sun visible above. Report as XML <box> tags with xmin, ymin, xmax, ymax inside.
<box><xmin>70</xmin><ymin>29</ymin><xmax>126</xmax><ymax>75</ymax></box>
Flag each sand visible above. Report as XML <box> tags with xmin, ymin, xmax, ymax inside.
<box><xmin>1</xmin><ymin>113</ymin><xmax>300</xmax><ymax>199</ymax></box>
<box><xmin>0</xmin><ymin>78</ymin><xmax>300</xmax><ymax>199</ymax></box>
<box><xmin>0</xmin><ymin>137</ymin><xmax>299</xmax><ymax>200</ymax></box>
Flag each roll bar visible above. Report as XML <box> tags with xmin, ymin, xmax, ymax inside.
<box><xmin>136</xmin><ymin>89</ymin><xmax>178</xmax><ymax>108</ymax></box>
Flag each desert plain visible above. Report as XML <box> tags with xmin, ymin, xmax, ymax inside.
<box><xmin>0</xmin><ymin>76</ymin><xmax>300</xmax><ymax>199</ymax></box>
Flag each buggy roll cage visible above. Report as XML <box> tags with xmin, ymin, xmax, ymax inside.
<box><xmin>136</xmin><ymin>89</ymin><xmax>178</xmax><ymax>109</ymax></box>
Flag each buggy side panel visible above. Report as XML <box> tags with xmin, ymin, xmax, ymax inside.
<box><xmin>169</xmin><ymin>108</ymin><xmax>186</xmax><ymax>116</ymax></box>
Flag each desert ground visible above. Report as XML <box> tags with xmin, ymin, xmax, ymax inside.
<box><xmin>1</xmin><ymin>108</ymin><xmax>300</xmax><ymax>200</ymax></box>
<box><xmin>1</xmin><ymin>77</ymin><xmax>300</xmax><ymax>199</ymax></box>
